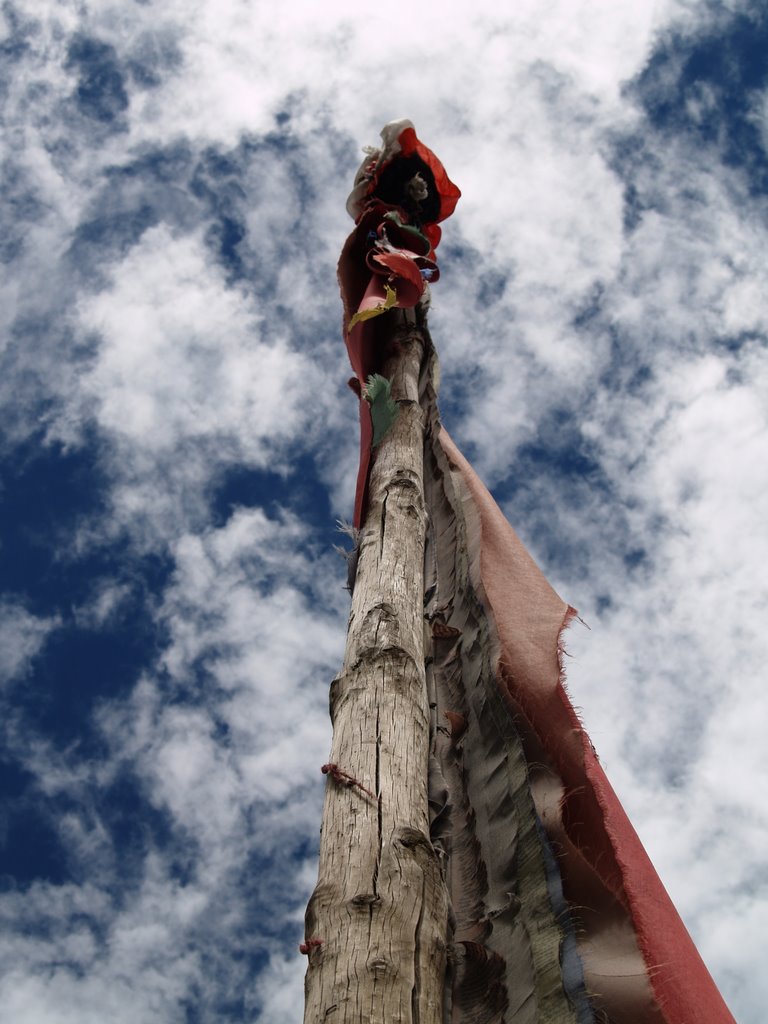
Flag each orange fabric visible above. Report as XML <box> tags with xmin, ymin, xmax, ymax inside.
<box><xmin>397</xmin><ymin>125</ymin><xmax>462</xmax><ymax>223</ymax></box>
<box><xmin>369</xmin><ymin>251</ymin><xmax>427</xmax><ymax>308</ymax></box>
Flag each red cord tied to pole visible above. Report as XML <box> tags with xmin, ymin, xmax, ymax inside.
<box><xmin>321</xmin><ymin>763</ymin><xmax>378</xmax><ymax>802</ymax></box>
<box><xmin>299</xmin><ymin>938</ymin><xmax>323</xmax><ymax>955</ymax></box>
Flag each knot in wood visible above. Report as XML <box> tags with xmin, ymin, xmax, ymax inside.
<box><xmin>349</xmin><ymin>892</ymin><xmax>381</xmax><ymax>910</ymax></box>
<box><xmin>388</xmin><ymin>472</ymin><xmax>425</xmax><ymax>522</ymax></box>
<box><xmin>397</xmin><ymin>826</ymin><xmax>432</xmax><ymax>852</ymax></box>
<box><xmin>357</xmin><ymin>602</ymin><xmax>399</xmax><ymax>653</ymax></box>
<box><xmin>328</xmin><ymin>675</ymin><xmax>342</xmax><ymax>721</ymax></box>
<box><xmin>390</xmin><ymin>469</ymin><xmax>421</xmax><ymax>495</ymax></box>
<box><xmin>362</xmin><ymin>603</ymin><xmax>396</xmax><ymax>629</ymax></box>
<box><xmin>394</xmin><ymin>324</ymin><xmax>423</xmax><ymax>347</ymax></box>
<box><xmin>367</xmin><ymin>956</ymin><xmax>395</xmax><ymax>977</ymax></box>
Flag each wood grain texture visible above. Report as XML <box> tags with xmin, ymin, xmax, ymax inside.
<box><xmin>304</xmin><ymin>312</ymin><xmax>449</xmax><ymax>1024</ymax></box>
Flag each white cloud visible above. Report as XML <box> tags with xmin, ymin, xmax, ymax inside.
<box><xmin>0</xmin><ymin>602</ymin><xmax>60</xmax><ymax>686</ymax></box>
<box><xmin>253</xmin><ymin>952</ymin><xmax>304</xmax><ymax>1024</ymax></box>
<box><xmin>3</xmin><ymin>0</ymin><xmax>767</xmax><ymax>1020</ymax></box>
<box><xmin>108</xmin><ymin>0</ymin><xmax>678</xmax><ymax>149</ymax></box>
<box><xmin>556</xmin><ymin>335</ymin><xmax>768</xmax><ymax>1021</ymax></box>
<box><xmin>0</xmin><ymin>868</ymin><xmax>206</xmax><ymax>1024</ymax></box>
<box><xmin>65</xmin><ymin>226</ymin><xmax>342</xmax><ymax>544</ymax></box>
<box><xmin>76</xmin><ymin>227</ymin><xmax>310</xmax><ymax>455</ymax></box>
<box><xmin>94</xmin><ymin>506</ymin><xmax>342</xmax><ymax>875</ymax></box>
<box><xmin>73</xmin><ymin>581</ymin><xmax>131</xmax><ymax>628</ymax></box>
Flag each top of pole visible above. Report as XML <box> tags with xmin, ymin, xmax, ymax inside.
<box><xmin>345</xmin><ymin>119</ymin><xmax>461</xmax><ymax>249</ymax></box>
<box><xmin>338</xmin><ymin>121</ymin><xmax>461</xmax><ymax>526</ymax></box>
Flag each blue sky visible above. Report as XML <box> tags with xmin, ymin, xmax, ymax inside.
<box><xmin>1</xmin><ymin>1</ymin><xmax>767</xmax><ymax>1021</ymax></box>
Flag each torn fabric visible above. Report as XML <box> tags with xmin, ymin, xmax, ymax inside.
<box><xmin>364</xmin><ymin>373</ymin><xmax>399</xmax><ymax>447</ymax></box>
<box><xmin>338</xmin><ymin>120</ymin><xmax>460</xmax><ymax>527</ymax></box>
<box><xmin>417</xmin><ymin>331</ymin><xmax>736</xmax><ymax>1024</ymax></box>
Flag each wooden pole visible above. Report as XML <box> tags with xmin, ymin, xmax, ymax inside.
<box><xmin>303</xmin><ymin>310</ymin><xmax>449</xmax><ymax>1023</ymax></box>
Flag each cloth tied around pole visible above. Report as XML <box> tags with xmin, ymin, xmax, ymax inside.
<box><xmin>338</xmin><ymin>120</ymin><xmax>461</xmax><ymax>526</ymax></box>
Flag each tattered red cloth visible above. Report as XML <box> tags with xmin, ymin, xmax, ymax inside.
<box><xmin>436</xmin><ymin>429</ymin><xmax>736</xmax><ymax>1024</ymax></box>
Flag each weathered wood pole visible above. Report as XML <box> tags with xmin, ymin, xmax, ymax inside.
<box><xmin>303</xmin><ymin>310</ymin><xmax>449</xmax><ymax>1023</ymax></box>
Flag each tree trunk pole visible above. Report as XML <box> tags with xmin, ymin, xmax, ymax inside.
<box><xmin>304</xmin><ymin>311</ymin><xmax>448</xmax><ymax>1024</ymax></box>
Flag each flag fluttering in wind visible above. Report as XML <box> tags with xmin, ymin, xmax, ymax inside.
<box><xmin>335</xmin><ymin>120</ymin><xmax>736</xmax><ymax>1024</ymax></box>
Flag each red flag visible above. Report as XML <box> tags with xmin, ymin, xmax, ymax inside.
<box><xmin>434</xmin><ymin>427</ymin><xmax>735</xmax><ymax>1024</ymax></box>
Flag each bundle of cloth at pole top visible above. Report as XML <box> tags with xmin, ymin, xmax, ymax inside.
<box><xmin>338</xmin><ymin>118</ymin><xmax>460</xmax><ymax>528</ymax></box>
<box><xmin>337</xmin><ymin>121</ymin><xmax>736</xmax><ymax>1024</ymax></box>
<box><xmin>344</xmin><ymin>118</ymin><xmax>460</xmax><ymax>324</ymax></box>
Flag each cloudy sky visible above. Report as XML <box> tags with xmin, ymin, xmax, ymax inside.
<box><xmin>1</xmin><ymin>0</ymin><xmax>766</xmax><ymax>1020</ymax></box>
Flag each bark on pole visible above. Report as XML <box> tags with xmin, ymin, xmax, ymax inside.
<box><xmin>304</xmin><ymin>309</ymin><xmax>449</xmax><ymax>1024</ymax></box>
